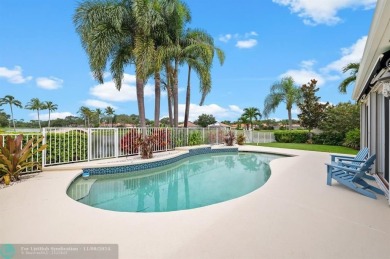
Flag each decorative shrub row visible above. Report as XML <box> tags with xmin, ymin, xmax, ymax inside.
<box><xmin>311</xmin><ymin>132</ymin><xmax>345</xmax><ymax>146</ymax></box>
<box><xmin>274</xmin><ymin>130</ymin><xmax>309</xmax><ymax>143</ymax></box>
<box><xmin>120</xmin><ymin>128</ymin><xmax>171</xmax><ymax>154</ymax></box>
<box><xmin>45</xmin><ymin>132</ymin><xmax>88</xmax><ymax>163</ymax></box>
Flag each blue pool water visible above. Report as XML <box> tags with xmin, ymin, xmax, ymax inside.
<box><xmin>67</xmin><ymin>152</ymin><xmax>283</xmax><ymax>212</ymax></box>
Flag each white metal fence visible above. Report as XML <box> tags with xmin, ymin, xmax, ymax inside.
<box><xmin>1</xmin><ymin>128</ymin><xmax>275</xmax><ymax>172</ymax></box>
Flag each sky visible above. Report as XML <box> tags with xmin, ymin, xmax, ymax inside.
<box><xmin>0</xmin><ymin>0</ymin><xmax>377</xmax><ymax>123</ymax></box>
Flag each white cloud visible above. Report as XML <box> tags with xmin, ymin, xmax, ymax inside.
<box><xmin>0</xmin><ymin>66</ymin><xmax>32</xmax><ymax>84</ymax></box>
<box><xmin>236</xmin><ymin>39</ymin><xmax>258</xmax><ymax>49</ymax></box>
<box><xmin>89</xmin><ymin>73</ymin><xmax>154</xmax><ymax>102</ymax></box>
<box><xmin>176</xmin><ymin>103</ymin><xmax>243</xmax><ymax>122</ymax></box>
<box><xmin>30</xmin><ymin>112</ymin><xmax>75</xmax><ymax>120</ymax></box>
<box><xmin>83</xmin><ymin>99</ymin><xmax>117</xmax><ymax>109</ymax></box>
<box><xmin>280</xmin><ymin>60</ymin><xmax>326</xmax><ymax>86</ymax></box>
<box><xmin>322</xmin><ymin>36</ymin><xmax>367</xmax><ymax>73</ymax></box>
<box><xmin>279</xmin><ymin>36</ymin><xmax>367</xmax><ymax>86</ymax></box>
<box><xmin>244</xmin><ymin>31</ymin><xmax>258</xmax><ymax>38</ymax></box>
<box><xmin>36</xmin><ymin>76</ymin><xmax>63</xmax><ymax>90</ymax></box>
<box><xmin>273</xmin><ymin>0</ymin><xmax>376</xmax><ymax>25</ymax></box>
<box><xmin>219</xmin><ymin>34</ymin><xmax>232</xmax><ymax>43</ymax></box>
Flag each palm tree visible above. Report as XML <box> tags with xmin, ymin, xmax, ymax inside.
<box><xmin>43</xmin><ymin>101</ymin><xmax>58</xmax><ymax>128</ymax></box>
<box><xmin>78</xmin><ymin>106</ymin><xmax>93</xmax><ymax>127</ymax></box>
<box><xmin>74</xmin><ymin>0</ymin><xmax>166</xmax><ymax>127</ymax></box>
<box><xmin>0</xmin><ymin>95</ymin><xmax>22</xmax><ymax>131</ymax></box>
<box><xmin>339</xmin><ymin>62</ymin><xmax>359</xmax><ymax>93</ymax></box>
<box><xmin>95</xmin><ymin>108</ymin><xmax>103</xmax><ymax>126</ymax></box>
<box><xmin>263</xmin><ymin>76</ymin><xmax>301</xmax><ymax>130</ymax></box>
<box><xmin>239</xmin><ymin>115</ymin><xmax>250</xmax><ymax>130</ymax></box>
<box><xmin>242</xmin><ymin>107</ymin><xmax>262</xmax><ymax>130</ymax></box>
<box><xmin>25</xmin><ymin>98</ymin><xmax>44</xmax><ymax>129</ymax></box>
<box><xmin>105</xmin><ymin>106</ymin><xmax>115</xmax><ymax>127</ymax></box>
<box><xmin>182</xmin><ymin>29</ymin><xmax>225</xmax><ymax>128</ymax></box>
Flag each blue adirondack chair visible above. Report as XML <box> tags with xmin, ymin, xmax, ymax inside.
<box><xmin>330</xmin><ymin>147</ymin><xmax>374</xmax><ymax>180</ymax></box>
<box><xmin>325</xmin><ymin>154</ymin><xmax>384</xmax><ymax>199</ymax></box>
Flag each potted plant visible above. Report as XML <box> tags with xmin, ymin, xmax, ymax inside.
<box><xmin>0</xmin><ymin>134</ymin><xmax>47</xmax><ymax>185</ymax></box>
<box><xmin>224</xmin><ymin>131</ymin><xmax>236</xmax><ymax>146</ymax></box>
<box><xmin>136</xmin><ymin>134</ymin><xmax>156</xmax><ymax>159</ymax></box>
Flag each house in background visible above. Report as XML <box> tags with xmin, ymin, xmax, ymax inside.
<box><xmin>353</xmin><ymin>0</ymin><xmax>390</xmax><ymax>200</ymax></box>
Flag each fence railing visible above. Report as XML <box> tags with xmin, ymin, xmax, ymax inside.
<box><xmin>0</xmin><ymin>128</ymin><xmax>275</xmax><ymax>172</ymax></box>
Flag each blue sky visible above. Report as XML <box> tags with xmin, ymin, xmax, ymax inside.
<box><xmin>0</xmin><ymin>0</ymin><xmax>376</xmax><ymax>123</ymax></box>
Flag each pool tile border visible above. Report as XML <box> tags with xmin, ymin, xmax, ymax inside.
<box><xmin>82</xmin><ymin>147</ymin><xmax>238</xmax><ymax>177</ymax></box>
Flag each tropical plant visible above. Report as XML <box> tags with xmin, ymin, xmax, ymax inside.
<box><xmin>263</xmin><ymin>76</ymin><xmax>301</xmax><ymax>130</ymax></box>
<box><xmin>238</xmin><ymin>115</ymin><xmax>250</xmax><ymax>130</ymax></box>
<box><xmin>78</xmin><ymin>106</ymin><xmax>93</xmax><ymax>127</ymax></box>
<box><xmin>183</xmin><ymin>29</ymin><xmax>225</xmax><ymax>127</ymax></box>
<box><xmin>0</xmin><ymin>134</ymin><xmax>47</xmax><ymax>185</ymax></box>
<box><xmin>105</xmin><ymin>106</ymin><xmax>115</xmax><ymax>127</ymax></box>
<box><xmin>188</xmin><ymin>131</ymin><xmax>203</xmax><ymax>146</ymax></box>
<box><xmin>25</xmin><ymin>98</ymin><xmax>44</xmax><ymax>129</ymax></box>
<box><xmin>242</xmin><ymin>107</ymin><xmax>262</xmax><ymax>130</ymax></box>
<box><xmin>95</xmin><ymin>108</ymin><xmax>103</xmax><ymax>126</ymax></box>
<box><xmin>43</xmin><ymin>101</ymin><xmax>58</xmax><ymax>128</ymax></box>
<box><xmin>224</xmin><ymin>131</ymin><xmax>236</xmax><ymax>146</ymax></box>
<box><xmin>339</xmin><ymin>62</ymin><xmax>359</xmax><ymax>94</ymax></box>
<box><xmin>236</xmin><ymin>133</ymin><xmax>246</xmax><ymax>145</ymax></box>
<box><xmin>0</xmin><ymin>95</ymin><xmax>22</xmax><ymax>131</ymax></box>
<box><xmin>137</xmin><ymin>134</ymin><xmax>156</xmax><ymax>159</ymax></box>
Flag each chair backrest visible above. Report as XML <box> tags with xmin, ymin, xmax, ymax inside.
<box><xmin>355</xmin><ymin>147</ymin><xmax>369</xmax><ymax>161</ymax></box>
<box><xmin>354</xmin><ymin>154</ymin><xmax>376</xmax><ymax>180</ymax></box>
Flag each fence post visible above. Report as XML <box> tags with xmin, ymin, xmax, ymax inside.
<box><xmin>42</xmin><ymin>128</ymin><xmax>46</xmax><ymax>168</ymax></box>
<box><xmin>87</xmin><ymin>128</ymin><xmax>91</xmax><ymax>162</ymax></box>
<box><xmin>114</xmin><ymin>128</ymin><xmax>119</xmax><ymax>158</ymax></box>
<box><xmin>165</xmin><ymin>128</ymin><xmax>168</xmax><ymax>151</ymax></box>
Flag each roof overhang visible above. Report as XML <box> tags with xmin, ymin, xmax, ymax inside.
<box><xmin>353</xmin><ymin>0</ymin><xmax>390</xmax><ymax>100</ymax></box>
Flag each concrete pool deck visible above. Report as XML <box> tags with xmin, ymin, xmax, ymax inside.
<box><xmin>0</xmin><ymin>146</ymin><xmax>389</xmax><ymax>258</ymax></box>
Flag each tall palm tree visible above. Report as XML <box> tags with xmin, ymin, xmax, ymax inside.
<box><xmin>239</xmin><ymin>115</ymin><xmax>250</xmax><ymax>130</ymax></box>
<box><xmin>263</xmin><ymin>76</ymin><xmax>301</xmax><ymax>130</ymax></box>
<box><xmin>0</xmin><ymin>95</ymin><xmax>22</xmax><ymax>131</ymax></box>
<box><xmin>182</xmin><ymin>29</ymin><xmax>225</xmax><ymax>128</ymax></box>
<box><xmin>95</xmin><ymin>108</ymin><xmax>103</xmax><ymax>126</ymax></box>
<box><xmin>339</xmin><ymin>62</ymin><xmax>359</xmax><ymax>93</ymax></box>
<box><xmin>242</xmin><ymin>107</ymin><xmax>262</xmax><ymax>130</ymax></box>
<box><xmin>44</xmin><ymin>101</ymin><xmax>58</xmax><ymax>128</ymax></box>
<box><xmin>25</xmin><ymin>98</ymin><xmax>44</xmax><ymax>129</ymax></box>
<box><xmin>74</xmin><ymin>0</ymin><xmax>166</xmax><ymax>127</ymax></box>
<box><xmin>78</xmin><ymin>106</ymin><xmax>93</xmax><ymax>127</ymax></box>
<box><xmin>105</xmin><ymin>106</ymin><xmax>115</xmax><ymax>127</ymax></box>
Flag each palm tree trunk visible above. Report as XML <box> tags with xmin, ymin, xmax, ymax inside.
<box><xmin>173</xmin><ymin>60</ymin><xmax>179</xmax><ymax>127</ymax></box>
<box><xmin>288</xmin><ymin>108</ymin><xmax>292</xmax><ymax>130</ymax></box>
<box><xmin>48</xmin><ymin>110</ymin><xmax>51</xmax><ymax>128</ymax></box>
<box><xmin>37</xmin><ymin>109</ymin><xmax>41</xmax><ymax>129</ymax></box>
<box><xmin>167</xmin><ymin>91</ymin><xmax>173</xmax><ymax>127</ymax></box>
<box><xmin>10</xmin><ymin>104</ymin><xmax>15</xmax><ymax>131</ymax></box>
<box><xmin>136</xmin><ymin>77</ymin><xmax>146</xmax><ymax>127</ymax></box>
<box><xmin>154</xmin><ymin>71</ymin><xmax>161</xmax><ymax>127</ymax></box>
<box><xmin>184</xmin><ymin>65</ymin><xmax>191</xmax><ymax>128</ymax></box>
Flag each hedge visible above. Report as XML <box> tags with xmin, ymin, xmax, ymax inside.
<box><xmin>274</xmin><ymin>130</ymin><xmax>309</xmax><ymax>143</ymax></box>
<box><xmin>312</xmin><ymin>131</ymin><xmax>345</xmax><ymax>146</ymax></box>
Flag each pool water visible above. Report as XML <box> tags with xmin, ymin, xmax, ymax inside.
<box><xmin>67</xmin><ymin>152</ymin><xmax>283</xmax><ymax>212</ymax></box>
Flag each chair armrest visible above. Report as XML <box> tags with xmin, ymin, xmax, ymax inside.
<box><xmin>338</xmin><ymin>158</ymin><xmax>365</xmax><ymax>163</ymax></box>
<box><xmin>330</xmin><ymin>154</ymin><xmax>353</xmax><ymax>162</ymax></box>
<box><xmin>325</xmin><ymin>163</ymin><xmax>360</xmax><ymax>174</ymax></box>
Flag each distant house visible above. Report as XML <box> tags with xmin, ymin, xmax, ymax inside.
<box><xmin>178</xmin><ymin>121</ymin><xmax>199</xmax><ymax>128</ymax></box>
<box><xmin>208</xmin><ymin>122</ymin><xmax>231</xmax><ymax>130</ymax></box>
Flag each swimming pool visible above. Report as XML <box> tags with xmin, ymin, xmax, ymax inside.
<box><xmin>67</xmin><ymin>152</ymin><xmax>284</xmax><ymax>212</ymax></box>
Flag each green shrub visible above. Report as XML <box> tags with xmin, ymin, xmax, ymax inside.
<box><xmin>312</xmin><ymin>131</ymin><xmax>345</xmax><ymax>146</ymax></box>
<box><xmin>343</xmin><ymin>128</ymin><xmax>360</xmax><ymax>150</ymax></box>
<box><xmin>188</xmin><ymin>131</ymin><xmax>203</xmax><ymax>146</ymax></box>
<box><xmin>45</xmin><ymin>131</ymin><xmax>88</xmax><ymax>163</ymax></box>
<box><xmin>274</xmin><ymin>130</ymin><xmax>309</xmax><ymax>143</ymax></box>
<box><xmin>237</xmin><ymin>133</ymin><xmax>245</xmax><ymax>145</ymax></box>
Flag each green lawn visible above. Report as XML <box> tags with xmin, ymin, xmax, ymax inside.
<box><xmin>246</xmin><ymin>142</ymin><xmax>358</xmax><ymax>155</ymax></box>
